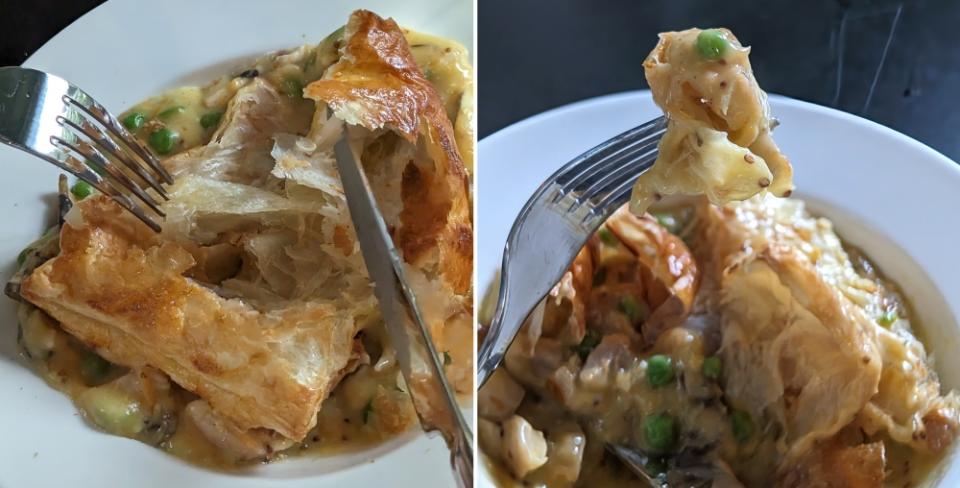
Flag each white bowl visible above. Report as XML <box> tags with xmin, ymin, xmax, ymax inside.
<box><xmin>0</xmin><ymin>1</ymin><xmax>471</xmax><ymax>487</ymax></box>
<box><xmin>477</xmin><ymin>91</ymin><xmax>960</xmax><ymax>487</ymax></box>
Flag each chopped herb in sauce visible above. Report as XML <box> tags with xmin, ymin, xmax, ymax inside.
<box><xmin>653</xmin><ymin>212</ymin><xmax>679</xmax><ymax>233</ymax></box>
<box><xmin>80</xmin><ymin>351</ymin><xmax>113</xmax><ymax>385</ymax></box>
<box><xmin>200</xmin><ymin>111</ymin><xmax>223</xmax><ymax>129</ymax></box>
<box><xmin>702</xmin><ymin>356</ymin><xmax>722</xmax><ymax>380</ymax></box>
<box><xmin>878</xmin><ymin>311</ymin><xmax>898</xmax><ymax>328</ymax></box>
<box><xmin>157</xmin><ymin>105</ymin><xmax>186</xmax><ymax>119</ymax></box>
<box><xmin>443</xmin><ymin>351</ymin><xmax>452</xmax><ymax>366</ymax></box>
<box><xmin>597</xmin><ymin>227</ymin><xmax>619</xmax><ymax>246</ymax></box>
<box><xmin>618</xmin><ymin>295</ymin><xmax>643</xmax><ymax>323</ymax></box>
<box><xmin>644</xmin><ymin>457</ymin><xmax>668</xmax><ymax>476</ymax></box>
<box><xmin>281</xmin><ymin>78</ymin><xmax>304</xmax><ymax>98</ymax></box>
<box><xmin>731</xmin><ymin>410</ymin><xmax>754</xmax><ymax>443</ymax></box>
<box><xmin>362</xmin><ymin>400</ymin><xmax>374</xmax><ymax>424</ymax></box>
<box><xmin>575</xmin><ymin>329</ymin><xmax>602</xmax><ymax>360</ymax></box>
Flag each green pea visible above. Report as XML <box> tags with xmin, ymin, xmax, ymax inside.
<box><xmin>80</xmin><ymin>351</ymin><xmax>113</xmax><ymax>385</ymax></box>
<box><xmin>646</xmin><ymin>354</ymin><xmax>674</xmax><ymax>388</ymax></box>
<box><xmin>281</xmin><ymin>78</ymin><xmax>304</xmax><ymax>98</ymax></box>
<box><xmin>597</xmin><ymin>227</ymin><xmax>619</xmax><ymax>246</ymax></box>
<box><xmin>200</xmin><ymin>111</ymin><xmax>223</xmax><ymax>129</ymax></box>
<box><xmin>121</xmin><ymin>112</ymin><xmax>146</xmax><ymax>131</ymax></box>
<box><xmin>731</xmin><ymin>410</ymin><xmax>754</xmax><ymax>443</ymax></box>
<box><xmin>702</xmin><ymin>356</ymin><xmax>722</xmax><ymax>380</ymax></box>
<box><xmin>575</xmin><ymin>329</ymin><xmax>602</xmax><ymax>360</ymax></box>
<box><xmin>618</xmin><ymin>296</ymin><xmax>642</xmax><ymax>322</ymax></box>
<box><xmin>877</xmin><ymin>311</ymin><xmax>898</xmax><ymax>328</ymax></box>
<box><xmin>696</xmin><ymin>29</ymin><xmax>730</xmax><ymax>60</ymax></box>
<box><xmin>71</xmin><ymin>180</ymin><xmax>94</xmax><ymax>200</ymax></box>
<box><xmin>157</xmin><ymin>105</ymin><xmax>185</xmax><ymax>119</ymax></box>
<box><xmin>643</xmin><ymin>412</ymin><xmax>677</xmax><ymax>453</ymax></box>
<box><xmin>148</xmin><ymin>128</ymin><xmax>179</xmax><ymax>155</ymax></box>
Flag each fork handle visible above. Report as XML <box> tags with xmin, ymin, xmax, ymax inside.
<box><xmin>477</xmin><ymin>204</ymin><xmax>607</xmax><ymax>387</ymax></box>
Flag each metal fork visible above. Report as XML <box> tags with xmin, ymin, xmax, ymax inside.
<box><xmin>0</xmin><ymin>67</ymin><xmax>174</xmax><ymax>231</ymax></box>
<box><xmin>477</xmin><ymin>116</ymin><xmax>667</xmax><ymax>386</ymax></box>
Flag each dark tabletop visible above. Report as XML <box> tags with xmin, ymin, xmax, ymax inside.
<box><xmin>5</xmin><ymin>0</ymin><xmax>960</xmax><ymax>160</ymax></box>
<box><xmin>478</xmin><ymin>0</ymin><xmax>960</xmax><ymax>161</ymax></box>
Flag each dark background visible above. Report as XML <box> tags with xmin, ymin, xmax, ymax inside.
<box><xmin>4</xmin><ymin>1</ymin><xmax>960</xmax><ymax>160</ymax></box>
<box><xmin>479</xmin><ymin>0</ymin><xmax>960</xmax><ymax>161</ymax></box>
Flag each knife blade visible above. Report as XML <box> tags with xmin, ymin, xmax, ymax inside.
<box><xmin>333</xmin><ymin>135</ymin><xmax>473</xmax><ymax>487</ymax></box>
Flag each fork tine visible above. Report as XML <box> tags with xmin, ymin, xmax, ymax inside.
<box><xmin>52</xmin><ymin>133</ymin><xmax>166</xmax><ymax>218</ymax></box>
<box><xmin>553</xmin><ymin>117</ymin><xmax>667</xmax><ymax>196</ymax></box>
<box><xmin>41</xmin><ymin>143</ymin><xmax>162</xmax><ymax>233</ymax></box>
<box><xmin>572</xmin><ymin>133</ymin><xmax>662</xmax><ymax>206</ymax></box>
<box><xmin>591</xmin><ymin>156</ymin><xmax>656</xmax><ymax>216</ymax></box>
<box><xmin>56</xmin><ymin>114</ymin><xmax>169</xmax><ymax>200</ymax></box>
<box><xmin>62</xmin><ymin>93</ymin><xmax>174</xmax><ymax>185</ymax></box>
<box><xmin>51</xmin><ymin>134</ymin><xmax>165</xmax><ymax>218</ymax></box>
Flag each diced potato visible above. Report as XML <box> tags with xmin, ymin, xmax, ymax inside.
<box><xmin>502</xmin><ymin>415</ymin><xmax>549</xmax><ymax>479</ymax></box>
<box><xmin>478</xmin><ymin>369</ymin><xmax>525</xmax><ymax>421</ymax></box>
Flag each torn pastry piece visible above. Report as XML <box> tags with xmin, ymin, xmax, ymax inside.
<box><xmin>504</xmin><ymin>209</ymin><xmax>700</xmax><ymax>414</ymax></box>
<box><xmin>21</xmin><ymin>197</ymin><xmax>369</xmax><ymax>441</ymax></box>
<box><xmin>632</xmin><ymin>28</ymin><xmax>794</xmax><ymax>214</ymax></box>
<box><xmin>697</xmin><ymin>195</ymin><xmax>960</xmax><ymax>479</ymax></box>
<box><xmin>305</xmin><ymin>9</ymin><xmax>474</xmax><ymax>394</ymax></box>
<box><xmin>602</xmin><ymin>206</ymin><xmax>699</xmax><ymax>342</ymax></box>
<box><xmin>718</xmin><ymin>245</ymin><xmax>882</xmax><ymax>463</ymax></box>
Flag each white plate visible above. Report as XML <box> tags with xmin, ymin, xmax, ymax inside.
<box><xmin>0</xmin><ymin>1</ymin><xmax>471</xmax><ymax>487</ymax></box>
<box><xmin>477</xmin><ymin>91</ymin><xmax>960</xmax><ymax>487</ymax></box>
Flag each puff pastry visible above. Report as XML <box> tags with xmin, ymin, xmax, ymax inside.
<box><xmin>21</xmin><ymin>9</ymin><xmax>472</xmax><ymax>444</ymax></box>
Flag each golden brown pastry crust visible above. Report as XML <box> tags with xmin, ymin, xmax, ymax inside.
<box><xmin>305</xmin><ymin>10</ymin><xmax>472</xmax><ymax>295</ymax></box>
<box><xmin>21</xmin><ymin>198</ymin><xmax>363</xmax><ymax>440</ymax></box>
<box><xmin>604</xmin><ymin>206</ymin><xmax>699</xmax><ymax>342</ymax></box>
<box><xmin>305</xmin><ymin>10</ymin><xmax>474</xmax><ymax>392</ymax></box>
